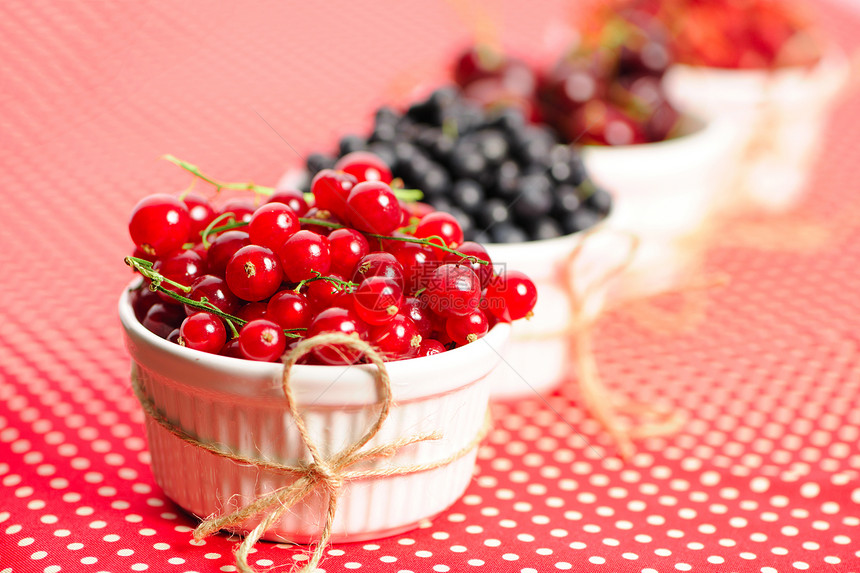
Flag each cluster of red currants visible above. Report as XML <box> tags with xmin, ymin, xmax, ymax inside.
<box><xmin>126</xmin><ymin>152</ymin><xmax>537</xmax><ymax>365</ymax></box>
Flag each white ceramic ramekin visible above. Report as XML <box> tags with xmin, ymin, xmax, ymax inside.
<box><xmin>663</xmin><ymin>48</ymin><xmax>850</xmax><ymax>212</ymax></box>
<box><xmin>119</xmin><ymin>282</ymin><xmax>509</xmax><ymax>543</ymax></box>
<box><xmin>484</xmin><ymin>224</ymin><xmax>630</xmax><ymax>400</ymax></box>
<box><xmin>581</xmin><ymin>115</ymin><xmax>740</xmax><ymax>303</ymax></box>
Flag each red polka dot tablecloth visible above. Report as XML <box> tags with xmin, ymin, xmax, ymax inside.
<box><xmin>1</xmin><ymin>1</ymin><xmax>860</xmax><ymax>572</ymax></box>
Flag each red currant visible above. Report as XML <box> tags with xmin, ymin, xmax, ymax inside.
<box><xmin>334</xmin><ymin>151</ymin><xmax>393</xmax><ymax>184</ymax></box>
<box><xmin>206</xmin><ymin>230</ymin><xmax>250</xmax><ymax>277</ymax></box>
<box><xmin>181</xmin><ymin>193</ymin><xmax>217</xmax><ymax>240</ymax></box>
<box><xmin>392</xmin><ymin>241</ymin><xmax>438</xmax><ymax>294</ymax></box>
<box><xmin>353</xmin><ymin>276</ymin><xmax>403</xmax><ymax>325</ymax></box>
<box><xmin>443</xmin><ymin>241</ymin><xmax>493</xmax><ymax>288</ymax></box>
<box><xmin>327</xmin><ymin>228</ymin><xmax>369</xmax><ymax>277</ymax></box>
<box><xmin>352</xmin><ymin>252</ymin><xmax>405</xmax><ymax>290</ymax></box>
<box><xmin>153</xmin><ymin>249</ymin><xmax>207</xmax><ymax>304</ymax></box>
<box><xmin>266</xmin><ymin>290</ymin><xmax>311</xmax><ymax>331</ymax></box>
<box><xmin>371</xmin><ymin>314</ymin><xmax>421</xmax><ymax>360</ymax></box>
<box><xmin>403</xmin><ymin>296</ymin><xmax>434</xmax><ymax>339</ymax></box>
<box><xmin>131</xmin><ymin>284</ymin><xmax>161</xmax><ymax>321</ymax></box>
<box><xmin>167</xmin><ymin>328</ymin><xmax>181</xmax><ymax>344</ymax></box>
<box><xmin>220</xmin><ymin>337</ymin><xmax>243</xmax><ymax>359</ymax></box>
<box><xmin>248</xmin><ymin>203</ymin><xmax>299</xmax><ymax>250</ymax></box>
<box><xmin>417</xmin><ymin>338</ymin><xmax>446</xmax><ymax>357</ymax></box>
<box><xmin>277</xmin><ymin>230</ymin><xmax>331</xmax><ymax>282</ymax></box>
<box><xmin>306</xmin><ymin>307</ymin><xmax>369</xmax><ymax>365</ymax></box>
<box><xmin>179</xmin><ymin>312</ymin><xmax>227</xmax><ymax>354</ymax></box>
<box><xmin>345</xmin><ymin>181</ymin><xmax>401</xmax><ymax>235</ymax></box>
<box><xmin>424</xmin><ymin>264</ymin><xmax>482</xmax><ymax>317</ymax></box>
<box><xmin>219</xmin><ymin>198</ymin><xmax>256</xmax><ymax>224</ymax></box>
<box><xmin>445</xmin><ymin>309</ymin><xmax>489</xmax><ymax>345</ymax></box>
<box><xmin>129</xmin><ymin>194</ymin><xmax>191</xmax><ymax>257</ymax></box>
<box><xmin>235</xmin><ymin>301</ymin><xmax>268</xmax><ymax>322</ymax></box>
<box><xmin>238</xmin><ymin>319</ymin><xmax>286</xmax><ymax>362</ymax></box>
<box><xmin>485</xmin><ymin>270</ymin><xmax>537</xmax><ymax>320</ymax></box>
<box><xmin>226</xmin><ymin>245</ymin><xmax>284</xmax><ymax>301</ymax></box>
<box><xmin>142</xmin><ymin>302</ymin><xmax>186</xmax><ymax>339</ymax></box>
<box><xmin>310</xmin><ymin>169</ymin><xmax>357</xmax><ymax>221</ymax></box>
<box><xmin>305</xmin><ymin>274</ymin><xmax>348</xmax><ymax>311</ymax></box>
<box><xmin>185</xmin><ymin>275</ymin><xmax>241</xmax><ymax>316</ymax></box>
<box><xmin>414</xmin><ymin>212</ymin><xmax>464</xmax><ymax>253</ymax></box>
<box><xmin>268</xmin><ymin>189</ymin><xmax>310</xmax><ymax>216</ymax></box>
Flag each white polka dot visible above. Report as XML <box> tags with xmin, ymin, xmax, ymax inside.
<box><xmin>588</xmin><ymin>556</ymin><xmax>605</xmax><ymax>564</ymax></box>
<box><xmin>569</xmin><ymin>542</ymin><xmax>586</xmax><ymax>550</ymax></box>
<box><xmin>554</xmin><ymin>563</ymin><xmax>572</xmax><ymax>570</ymax></box>
<box><xmin>168</xmin><ymin>558</ymin><xmax>185</xmax><ymax>565</ymax></box>
<box><xmin>675</xmin><ymin>564</ymin><xmax>692</xmax><ymax>571</ymax></box>
<box><xmin>153</xmin><ymin>543</ymin><xmax>170</xmax><ymax>550</ymax></box>
<box><xmin>88</xmin><ymin>521</ymin><xmax>106</xmax><ymax>529</ymax></box>
<box><xmin>67</xmin><ymin>543</ymin><xmax>83</xmax><ymax>550</ymax></box>
<box><xmin>740</xmin><ymin>552</ymin><xmax>756</xmax><ymax>560</ymax></box>
<box><xmin>379</xmin><ymin>556</ymin><xmax>396</xmax><ymax>563</ymax></box>
<box><xmin>81</xmin><ymin>557</ymin><xmax>98</xmax><ymax>564</ymax></box>
<box><xmin>655</xmin><ymin>548</ymin><xmax>672</xmax><ymax>557</ymax></box>
<box><xmin>5</xmin><ymin>524</ymin><xmax>22</xmax><ymax>534</ymax></box>
<box><xmin>117</xmin><ymin>549</ymin><xmax>134</xmax><ymax>557</ymax></box>
<box><xmin>103</xmin><ymin>534</ymin><xmax>120</xmax><ymax>542</ymax></box>
<box><xmin>18</xmin><ymin>537</ymin><xmax>34</xmax><ymax>546</ymax></box>
<box><xmin>707</xmin><ymin>556</ymin><xmax>724</xmax><ymax>564</ymax></box>
<box><xmin>483</xmin><ymin>539</ymin><xmax>501</xmax><ymax>547</ymax></box>
<box><xmin>467</xmin><ymin>560</ymin><xmax>484</xmax><ymax>566</ymax></box>
<box><xmin>256</xmin><ymin>560</ymin><xmax>274</xmax><ymax>567</ymax></box>
<box><xmin>44</xmin><ymin>567</ymin><xmax>61</xmax><ymax>573</ymax></box>
<box><xmin>204</xmin><ymin>553</ymin><xmax>222</xmax><ymax>559</ymax></box>
<box><xmin>53</xmin><ymin>530</ymin><xmax>70</xmax><ymax>537</ymax></box>
<box><xmin>502</xmin><ymin>553</ymin><xmax>519</xmax><ymax>561</ymax></box>
<box><xmin>449</xmin><ymin>546</ymin><xmax>466</xmax><ymax>553</ymax></box>
<box><xmin>27</xmin><ymin>500</ymin><xmax>46</xmax><ymax>510</ymax></box>
<box><xmin>415</xmin><ymin>551</ymin><xmax>432</xmax><ymax>558</ymax></box>
<box><xmin>834</xmin><ymin>535</ymin><xmax>851</xmax><ymax>544</ymax></box>
<box><xmin>792</xmin><ymin>562</ymin><xmax>809</xmax><ymax>570</ymax></box>
<box><xmin>622</xmin><ymin>552</ymin><xmax>638</xmax><ymax>560</ymax></box>
<box><xmin>432</xmin><ymin>565</ymin><xmax>449</xmax><ymax>572</ymax></box>
<box><xmin>130</xmin><ymin>564</ymin><xmax>148</xmax><ymax>571</ymax></box>
<box><xmin>31</xmin><ymin>551</ymin><xmax>48</xmax><ymax>560</ymax></box>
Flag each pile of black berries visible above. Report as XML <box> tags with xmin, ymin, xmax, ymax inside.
<box><xmin>304</xmin><ymin>87</ymin><xmax>612</xmax><ymax>244</ymax></box>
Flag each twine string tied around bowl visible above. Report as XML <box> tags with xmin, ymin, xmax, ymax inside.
<box><xmin>131</xmin><ymin>332</ymin><xmax>492</xmax><ymax>573</ymax></box>
<box><xmin>559</xmin><ymin>227</ymin><xmax>687</xmax><ymax>459</ymax></box>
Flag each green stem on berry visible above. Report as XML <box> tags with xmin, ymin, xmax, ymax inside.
<box><xmin>364</xmin><ymin>233</ymin><xmax>490</xmax><ymax>265</ymax></box>
<box><xmin>297</xmin><ymin>217</ymin><xmax>342</xmax><ymax>229</ymax></box>
<box><xmin>297</xmin><ymin>217</ymin><xmax>490</xmax><ymax>266</ymax></box>
<box><xmin>164</xmin><ymin>154</ymin><xmax>422</xmax><ymax>203</ymax></box>
<box><xmin>125</xmin><ymin>256</ymin><xmax>304</xmax><ymax>339</ymax></box>
<box><xmin>391</xmin><ymin>189</ymin><xmax>424</xmax><ymax>202</ymax></box>
<box><xmin>162</xmin><ymin>155</ymin><xmax>275</xmax><ymax>196</ymax></box>
<box><xmin>126</xmin><ymin>256</ymin><xmax>193</xmax><ymax>293</ymax></box>
<box><xmin>295</xmin><ymin>271</ymin><xmax>359</xmax><ymax>293</ymax></box>
<box><xmin>200</xmin><ymin>212</ymin><xmax>241</xmax><ymax>248</ymax></box>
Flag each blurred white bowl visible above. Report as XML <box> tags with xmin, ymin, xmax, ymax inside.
<box><xmin>485</xmin><ymin>222</ymin><xmax>631</xmax><ymax>400</ymax></box>
<box><xmin>582</xmin><ymin>114</ymin><xmax>740</xmax><ymax>302</ymax></box>
<box><xmin>663</xmin><ymin>47</ymin><xmax>850</xmax><ymax>212</ymax></box>
<box><xmin>119</xmin><ymin>282</ymin><xmax>508</xmax><ymax>543</ymax></box>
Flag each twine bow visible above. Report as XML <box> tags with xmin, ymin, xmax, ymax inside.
<box><xmin>133</xmin><ymin>333</ymin><xmax>492</xmax><ymax>573</ymax></box>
